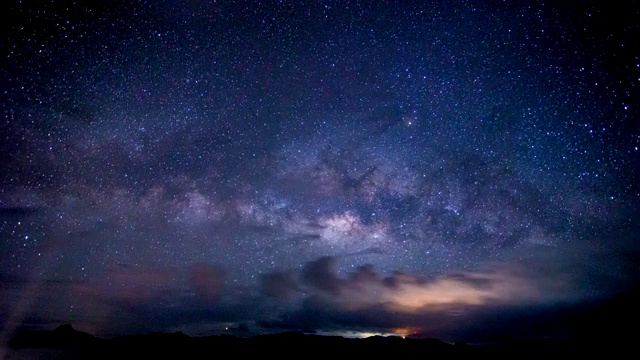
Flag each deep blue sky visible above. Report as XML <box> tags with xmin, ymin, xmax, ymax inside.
<box><xmin>1</xmin><ymin>0</ymin><xmax>638</xmax><ymax>342</ymax></box>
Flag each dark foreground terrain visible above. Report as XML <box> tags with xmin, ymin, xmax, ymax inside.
<box><xmin>3</xmin><ymin>323</ymin><xmax>634</xmax><ymax>360</ymax></box>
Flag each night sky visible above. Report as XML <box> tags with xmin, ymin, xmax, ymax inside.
<box><xmin>1</xmin><ymin>0</ymin><xmax>639</xmax><ymax>343</ymax></box>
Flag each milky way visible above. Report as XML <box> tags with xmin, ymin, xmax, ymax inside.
<box><xmin>1</xmin><ymin>0</ymin><xmax>639</xmax><ymax>341</ymax></box>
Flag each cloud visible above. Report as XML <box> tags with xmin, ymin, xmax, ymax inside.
<box><xmin>15</xmin><ymin>263</ymin><xmax>228</xmax><ymax>336</ymax></box>
<box><xmin>260</xmin><ymin>270</ymin><xmax>297</xmax><ymax>301</ymax></box>
<box><xmin>258</xmin><ymin>255</ymin><xmax>577</xmax><ymax>338</ymax></box>
<box><xmin>298</xmin><ymin>256</ymin><xmax>543</xmax><ymax>311</ymax></box>
<box><xmin>189</xmin><ymin>263</ymin><xmax>225</xmax><ymax>301</ymax></box>
<box><xmin>64</xmin><ymin>264</ymin><xmax>183</xmax><ymax>306</ymax></box>
<box><xmin>301</xmin><ymin>256</ymin><xmax>342</xmax><ymax>295</ymax></box>
<box><xmin>3</xmin><ymin>248</ymin><xmax>627</xmax><ymax>341</ymax></box>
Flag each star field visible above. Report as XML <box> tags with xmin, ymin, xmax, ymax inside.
<box><xmin>1</xmin><ymin>0</ymin><xmax>639</xmax><ymax>342</ymax></box>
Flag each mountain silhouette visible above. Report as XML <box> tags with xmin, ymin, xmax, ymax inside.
<box><xmin>6</xmin><ymin>288</ymin><xmax>640</xmax><ymax>360</ymax></box>
<box><xmin>0</xmin><ymin>324</ymin><xmax>610</xmax><ymax>360</ymax></box>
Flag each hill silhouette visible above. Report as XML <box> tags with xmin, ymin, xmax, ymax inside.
<box><xmin>8</xmin><ymin>325</ymin><xmax>477</xmax><ymax>359</ymax></box>
<box><xmin>5</xmin><ymin>288</ymin><xmax>639</xmax><ymax>360</ymax></box>
<box><xmin>3</xmin><ymin>323</ymin><xmax>630</xmax><ymax>360</ymax></box>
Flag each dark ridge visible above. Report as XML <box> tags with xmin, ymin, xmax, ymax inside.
<box><xmin>7</xmin><ymin>286</ymin><xmax>640</xmax><ymax>360</ymax></box>
<box><xmin>5</xmin><ymin>323</ymin><xmax>635</xmax><ymax>360</ymax></box>
<box><xmin>8</xmin><ymin>324</ymin><xmax>105</xmax><ymax>350</ymax></box>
